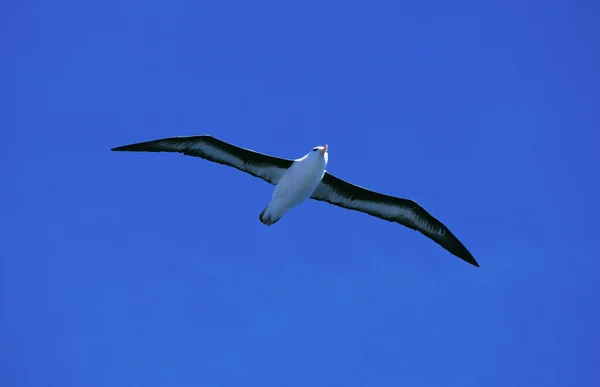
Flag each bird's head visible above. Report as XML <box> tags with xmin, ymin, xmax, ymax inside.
<box><xmin>309</xmin><ymin>144</ymin><xmax>328</xmax><ymax>164</ymax></box>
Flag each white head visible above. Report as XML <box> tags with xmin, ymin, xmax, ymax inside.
<box><xmin>307</xmin><ymin>144</ymin><xmax>328</xmax><ymax>165</ymax></box>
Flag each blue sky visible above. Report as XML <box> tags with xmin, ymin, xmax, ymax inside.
<box><xmin>2</xmin><ymin>0</ymin><xmax>599</xmax><ymax>386</ymax></box>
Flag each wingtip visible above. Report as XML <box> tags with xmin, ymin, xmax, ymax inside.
<box><xmin>111</xmin><ymin>143</ymin><xmax>145</xmax><ymax>152</ymax></box>
<box><xmin>111</xmin><ymin>143</ymin><xmax>134</xmax><ymax>151</ymax></box>
<box><xmin>449</xmin><ymin>240</ymin><xmax>479</xmax><ymax>267</ymax></box>
<box><xmin>464</xmin><ymin>255</ymin><xmax>480</xmax><ymax>268</ymax></box>
<box><xmin>451</xmin><ymin>244</ymin><xmax>479</xmax><ymax>267</ymax></box>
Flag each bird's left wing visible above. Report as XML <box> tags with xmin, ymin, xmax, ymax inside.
<box><xmin>111</xmin><ymin>135</ymin><xmax>294</xmax><ymax>185</ymax></box>
<box><xmin>310</xmin><ymin>172</ymin><xmax>479</xmax><ymax>267</ymax></box>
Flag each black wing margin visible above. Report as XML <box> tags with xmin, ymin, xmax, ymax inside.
<box><xmin>111</xmin><ymin>135</ymin><xmax>294</xmax><ymax>185</ymax></box>
<box><xmin>311</xmin><ymin>172</ymin><xmax>479</xmax><ymax>267</ymax></box>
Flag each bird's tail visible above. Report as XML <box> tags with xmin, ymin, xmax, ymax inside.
<box><xmin>259</xmin><ymin>204</ymin><xmax>281</xmax><ymax>226</ymax></box>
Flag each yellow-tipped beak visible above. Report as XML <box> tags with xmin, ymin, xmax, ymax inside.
<box><xmin>320</xmin><ymin>144</ymin><xmax>328</xmax><ymax>155</ymax></box>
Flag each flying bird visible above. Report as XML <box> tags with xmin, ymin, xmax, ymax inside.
<box><xmin>112</xmin><ymin>135</ymin><xmax>479</xmax><ymax>267</ymax></box>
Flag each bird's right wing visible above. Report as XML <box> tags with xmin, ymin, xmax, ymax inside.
<box><xmin>111</xmin><ymin>135</ymin><xmax>295</xmax><ymax>185</ymax></box>
<box><xmin>310</xmin><ymin>171</ymin><xmax>479</xmax><ymax>266</ymax></box>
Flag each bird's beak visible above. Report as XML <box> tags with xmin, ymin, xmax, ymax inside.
<box><xmin>320</xmin><ymin>144</ymin><xmax>328</xmax><ymax>155</ymax></box>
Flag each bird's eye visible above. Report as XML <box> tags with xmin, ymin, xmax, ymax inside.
<box><xmin>312</xmin><ymin>148</ymin><xmax>318</xmax><ymax>152</ymax></box>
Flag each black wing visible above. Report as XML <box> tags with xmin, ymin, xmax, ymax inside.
<box><xmin>311</xmin><ymin>172</ymin><xmax>479</xmax><ymax>267</ymax></box>
<box><xmin>112</xmin><ymin>135</ymin><xmax>294</xmax><ymax>185</ymax></box>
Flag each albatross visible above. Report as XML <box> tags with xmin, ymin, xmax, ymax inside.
<box><xmin>112</xmin><ymin>135</ymin><xmax>479</xmax><ymax>267</ymax></box>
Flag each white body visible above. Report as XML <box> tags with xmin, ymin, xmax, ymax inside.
<box><xmin>259</xmin><ymin>147</ymin><xmax>328</xmax><ymax>224</ymax></box>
